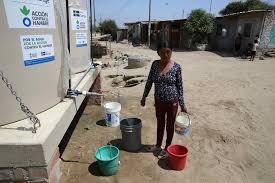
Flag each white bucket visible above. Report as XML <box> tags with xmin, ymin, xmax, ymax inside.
<box><xmin>175</xmin><ymin>113</ymin><xmax>191</xmax><ymax>136</ymax></box>
<box><xmin>104</xmin><ymin>102</ymin><xmax>121</xmax><ymax>127</ymax></box>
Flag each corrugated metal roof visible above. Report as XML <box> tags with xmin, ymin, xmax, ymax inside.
<box><xmin>156</xmin><ymin>18</ymin><xmax>186</xmax><ymax>23</ymax></box>
<box><xmin>124</xmin><ymin>10</ymin><xmax>273</xmax><ymax>25</ymax></box>
<box><xmin>217</xmin><ymin>9</ymin><xmax>272</xmax><ymax>18</ymax></box>
<box><xmin>124</xmin><ymin>21</ymin><xmax>159</xmax><ymax>25</ymax></box>
<box><xmin>124</xmin><ymin>21</ymin><xmax>140</xmax><ymax>25</ymax></box>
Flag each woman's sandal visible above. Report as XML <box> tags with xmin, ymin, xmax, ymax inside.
<box><xmin>146</xmin><ymin>145</ymin><xmax>162</xmax><ymax>152</ymax></box>
<box><xmin>158</xmin><ymin>150</ymin><xmax>169</xmax><ymax>160</ymax></box>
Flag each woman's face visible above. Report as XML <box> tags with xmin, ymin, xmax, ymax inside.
<box><xmin>159</xmin><ymin>47</ymin><xmax>172</xmax><ymax>63</ymax></box>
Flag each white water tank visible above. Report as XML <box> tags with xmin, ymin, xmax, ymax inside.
<box><xmin>0</xmin><ymin>0</ymin><xmax>67</xmax><ymax>125</ymax></box>
<box><xmin>68</xmin><ymin>0</ymin><xmax>91</xmax><ymax>73</ymax></box>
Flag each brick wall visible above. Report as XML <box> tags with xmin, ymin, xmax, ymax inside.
<box><xmin>0</xmin><ymin>148</ymin><xmax>61</xmax><ymax>183</ymax></box>
<box><xmin>259</xmin><ymin>11</ymin><xmax>275</xmax><ymax>51</ymax></box>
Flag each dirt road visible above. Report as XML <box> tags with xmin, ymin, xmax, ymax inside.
<box><xmin>61</xmin><ymin>43</ymin><xmax>275</xmax><ymax>183</ymax></box>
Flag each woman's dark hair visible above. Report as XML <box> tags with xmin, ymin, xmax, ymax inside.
<box><xmin>157</xmin><ymin>42</ymin><xmax>173</xmax><ymax>55</ymax></box>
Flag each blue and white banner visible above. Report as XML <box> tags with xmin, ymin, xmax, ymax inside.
<box><xmin>76</xmin><ymin>32</ymin><xmax>88</xmax><ymax>48</ymax></box>
<box><xmin>70</xmin><ymin>8</ymin><xmax>88</xmax><ymax>30</ymax></box>
<box><xmin>20</xmin><ymin>35</ymin><xmax>55</xmax><ymax>66</ymax></box>
<box><xmin>3</xmin><ymin>0</ymin><xmax>55</xmax><ymax>29</ymax></box>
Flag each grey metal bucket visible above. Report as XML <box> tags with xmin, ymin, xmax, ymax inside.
<box><xmin>120</xmin><ymin>118</ymin><xmax>142</xmax><ymax>152</ymax></box>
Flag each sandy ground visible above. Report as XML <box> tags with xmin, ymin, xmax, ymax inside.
<box><xmin>61</xmin><ymin>42</ymin><xmax>275</xmax><ymax>183</ymax></box>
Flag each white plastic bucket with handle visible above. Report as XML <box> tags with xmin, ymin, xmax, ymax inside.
<box><xmin>175</xmin><ymin>112</ymin><xmax>191</xmax><ymax>136</ymax></box>
<box><xmin>104</xmin><ymin>102</ymin><xmax>121</xmax><ymax>127</ymax></box>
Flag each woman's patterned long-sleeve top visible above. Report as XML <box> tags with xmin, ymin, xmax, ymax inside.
<box><xmin>143</xmin><ymin>60</ymin><xmax>185</xmax><ymax>107</ymax></box>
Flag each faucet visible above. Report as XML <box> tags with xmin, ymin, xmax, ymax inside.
<box><xmin>66</xmin><ymin>89</ymin><xmax>104</xmax><ymax>98</ymax></box>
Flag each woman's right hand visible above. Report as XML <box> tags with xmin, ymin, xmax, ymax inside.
<box><xmin>140</xmin><ymin>97</ymin><xmax>146</xmax><ymax>107</ymax></box>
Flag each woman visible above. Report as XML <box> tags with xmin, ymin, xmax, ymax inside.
<box><xmin>140</xmin><ymin>43</ymin><xmax>187</xmax><ymax>159</ymax></box>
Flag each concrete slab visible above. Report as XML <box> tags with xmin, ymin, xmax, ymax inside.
<box><xmin>0</xmin><ymin>67</ymin><xmax>101</xmax><ymax>168</ymax></box>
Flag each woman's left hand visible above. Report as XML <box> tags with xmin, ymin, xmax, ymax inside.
<box><xmin>181</xmin><ymin>105</ymin><xmax>188</xmax><ymax>113</ymax></box>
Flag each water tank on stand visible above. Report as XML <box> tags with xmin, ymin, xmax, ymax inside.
<box><xmin>0</xmin><ymin>0</ymin><xmax>68</xmax><ymax>125</ymax></box>
<box><xmin>68</xmin><ymin>0</ymin><xmax>91</xmax><ymax>73</ymax></box>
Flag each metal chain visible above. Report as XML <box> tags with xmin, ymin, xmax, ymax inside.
<box><xmin>0</xmin><ymin>70</ymin><xmax>40</xmax><ymax>133</ymax></box>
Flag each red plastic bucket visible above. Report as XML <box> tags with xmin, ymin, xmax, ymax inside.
<box><xmin>167</xmin><ymin>144</ymin><xmax>188</xmax><ymax>170</ymax></box>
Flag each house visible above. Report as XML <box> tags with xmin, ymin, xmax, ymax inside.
<box><xmin>153</xmin><ymin>19</ymin><xmax>187</xmax><ymax>49</ymax></box>
<box><xmin>116</xmin><ymin>28</ymin><xmax>128</xmax><ymax>42</ymax></box>
<box><xmin>124</xmin><ymin>10</ymin><xmax>275</xmax><ymax>52</ymax></box>
<box><xmin>125</xmin><ymin>19</ymin><xmax>186</xmax><ymax>48</ymax></box>
<box><xmin>210</xmin><ymin>10</ymin><xmax>275</xmax><ymax>53</ymax></box>
<box><xmin>125</xmin><ymin>21</ymin><xmax>158</xmax><ymax>45</ymax></box>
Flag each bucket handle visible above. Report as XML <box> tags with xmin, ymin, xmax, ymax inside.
<box><xmin>177</xmin><ymin>112</ymin><xmax>191</xmax><ymax>126</ymax></box>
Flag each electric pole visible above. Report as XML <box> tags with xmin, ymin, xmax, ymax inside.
<box><xmin>93</xmin><ymin>0</ymin><xmax>96</xmax><ymax>34</ymax></box>
<box><xmin>148</xmin><ymin>0</ymin><xmax>151</xmax><ymax>47</ymax></box>
<box><xmin>90</xmin><ymin>0</ymin><xmax>93</xmax><ymax>63</ymax></box>
<box><xmin>209</xmin><ymin>0</ymin><xmax>213</xmax><ymax>13</ymax></box>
